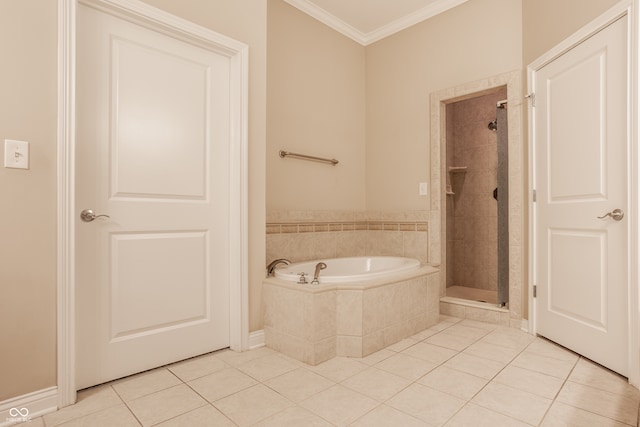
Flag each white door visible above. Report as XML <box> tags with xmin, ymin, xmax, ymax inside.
<box><xmin>533</xmin><ymin>16</ymin><xmax>629</xmax><ymax>375</ymax></box>
<box><xmin>76</xmin><ymin>3</ymin><xmax>231</xmax><ymax>389</ymax></box>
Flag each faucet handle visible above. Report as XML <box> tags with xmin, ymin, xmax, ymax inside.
<box><xmin>297</xmin><ymin>272</ymin><xmax>308</xmax><ymax>284</ymax></box>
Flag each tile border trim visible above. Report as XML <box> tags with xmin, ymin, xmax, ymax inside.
<box><xmin>266</xmin><ymin>221</ymin><xmax>429</xmax><ymax>234</ymax></box>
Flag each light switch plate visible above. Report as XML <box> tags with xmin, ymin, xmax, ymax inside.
<box><xmin>419</xmin><ymin>182</ymin><xmax>428</xmax><ymax>196</ymax></box>
<box><xmin>4</xmin><ymin>139</ymin><xmax>29</xmax><ymax>169</ymax></box>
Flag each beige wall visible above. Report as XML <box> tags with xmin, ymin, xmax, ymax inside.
<box><xmin>0</xmin><ymin>0</ymin><xmax>58</xmax><ymax>402</ymax></box>
<box><xmin>366</xmin><ymin>0</ymin><xmax>522</xmax><ymax>212</ymax></box>
<box><xmin>0</xmin><ymin>0</ymin><xmax>267</xmax><ymax>402</ymax></box>
<box><xmin>267</xmin><ymin>1</ymin><xmax>366</xmax><ymax>212</ymax></box>
<box><xmin>522</xmin><ymin>0</ymin><xmax>621</xmax><ymax>66</ymax></box>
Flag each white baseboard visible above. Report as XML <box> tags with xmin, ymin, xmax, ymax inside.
<box><xmin>520</xmin><ymin>318</ymin><xmax>530</xmax><ymax>333</ymax></box>
<box><xmin>0</xmin><ymin>387</ymin><xmax>57</xmax><ymax>426</ymax></box>
<box><xmin>249</xmin><ymin>329</ymin><xmax>265</xmax><ymax>350</ymax></box>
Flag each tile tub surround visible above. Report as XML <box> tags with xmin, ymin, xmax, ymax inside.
<box><xmin>263</xmin><ymin>266</ymin><xmax>440</xmax><ymax>365</ymax></box>
<box><xmin>266</xmin><ymin>210</ymin><xmax>430</xmax><ymax>266</ymax></box>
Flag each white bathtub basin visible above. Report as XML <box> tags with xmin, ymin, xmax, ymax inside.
<box><xmin>274</xmin><ymin>256</ymin><xmax>421</xmax><ymax>284</ymax></box>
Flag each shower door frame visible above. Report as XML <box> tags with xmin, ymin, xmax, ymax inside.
<box><xmin>430</xmin><ymin>70</ymin><xmax>524</xmax><ymax>325</ymax></box>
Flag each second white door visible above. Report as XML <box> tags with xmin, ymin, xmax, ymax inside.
<box><xmin>533</xmin><ymin>15</ymin><xmax>629</xmax><ymax>376</ymax></box>
<box><xmin>76</xmin><ymin>3</ymin><xmax>232</xmax><ymax>389</ymax></box>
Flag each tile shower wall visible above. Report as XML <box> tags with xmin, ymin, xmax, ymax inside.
<box><xmin>266</xmin><ymin>211</ymin><xmax>429</xmax><ymax>265</ymax></box>
<box><xmin>446</xmin><ymin>89</ymin><xmax>507</xmax><ymax>291</ymax></box>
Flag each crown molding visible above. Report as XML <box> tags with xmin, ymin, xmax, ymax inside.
<box><xmin>283</xmin><ymin>0</ymin><xmax>468</xmax><ymax>46</ymax></box>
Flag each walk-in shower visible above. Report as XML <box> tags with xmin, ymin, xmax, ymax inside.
<box><xmin>444</xmin><ymin>88</ymin><xmax>509</xmax><ymax>307</ymax></box>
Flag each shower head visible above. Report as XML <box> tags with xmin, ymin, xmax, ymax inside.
<box><xmin>488</xmin><ymin>119</ymin><xmax>497</xmax><ymax>131</ymax></box>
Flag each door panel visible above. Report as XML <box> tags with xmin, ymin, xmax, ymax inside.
<box><xmin>112</xmin><ymin>37</ymin><xmax>211</xmax><ymax>199</ymax></box>
<box><xmin>534</xmin><ymin>17</ymin><xmax>628</xmax><ymax>375</ymax></box>
<box><xmin>76</xmin><ymin>4</ymin><xmax>231</xmax><ymax>389</ymax></box>
<box><xmin>547</xmin><ymin>229</ymin><xmax>606</xmax><ymax>328</ymax></box>
<box><xmin>110</xmin><ymin>232</ymin><xmax>208</xmax><ymax>339</ymax></box>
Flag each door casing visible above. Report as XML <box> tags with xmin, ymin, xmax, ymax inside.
<box><xmin>527</xmin><ymin>0</ymin><xmax>640</xmax><ymax>386</ymax></box>
<box><xmin>57</xmin><ymin>0</ymin><xmax>249</xmax><ymax>406</ymax></box>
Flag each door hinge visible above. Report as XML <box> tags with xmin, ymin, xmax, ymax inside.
<box><xmin>526</xmin><ymin>92</ymin><xmax>536</xmax><ymax>107</ymax></box>
<box><xmin>533</xmin><ymin>189</ymin><xmax>536</xmax><ymax>202</ymax></box>
<box><xmin>533</xmin><ymin>285</ymin><xmax>537</xmax><ymax>298</ymax></box>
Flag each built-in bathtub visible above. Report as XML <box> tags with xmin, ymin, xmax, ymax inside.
<box><xmin>263</xmin><ymin>257</ymin><xmax>440</xmax><ymax>365</ymax></box>
<box><xmin>275</xmin><ymin>256</ymin><xmax>421</xmax><ymax>284</ymax></box>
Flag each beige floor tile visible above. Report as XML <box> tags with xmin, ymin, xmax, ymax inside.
<box><xmin>472</xmin><ymin>382</ymin><xmax>552</xmax><ymax>426</ymax></box>
<box><xmin>493</xmin><ymin>365</ymin><xmax>563</xmax><ymax>399</ymax></box>
<box><xmin>375</xmin><ymin>353</ymin><xmax>438</xmax><ymax>381</ymax></box>
<box><xmin>418</xmin><ymin>366</ymin><xmax>488</xmax><ymax>400</ymax></box>
<box><xmin>127</xmin><ymin>384</ymin><xmax>207</xmax><ymax>426</ymax></box>
<box><xmin>168</xmin><ymin>353</ymin><xmax>228</xmax><ymax>382</ymax></box>
<box><xmin>443</xmin><ymin>353</ymin><xmax>506</xmax><ymax>380</ymax></box>
<box><xmin>410</xmin><ymin>328</ymin><xmax>439</xmax><ymax>341</ymax></box>
<box><xmin>387</xmin><ymin>338</ymin><xmax>420</xmax><ymax>352</ymax></box>
<box><xmin>359</xmin><ymin>348</ymin><xmax>395</xmax><ymax>365</ymax></box>
<box><xmin>44</xmin><ymin>385</ymin><xmax>123</xmax><ymax>427</ymax></box>
<box><xmin>22</xmin><ymin>417</ymin><xmax>45</xmax><ymax>426</ymax></box>
<box><xmin>214</xmin><ymin>346</ymin><xmax>276</xmax><ymax>367</ymax></box>
<box><xmin>429</xmin><ymin>322</ymin><xmax>456</xmax><ymax>332</ymax></box>
<box><xmin>310</xmin><ymin>357</ymin><xmax>369</xmax><ymax>382</ymax></box>
<box><xmin>342</xmin><ymin>367</ymin><xmax>412</xmax><ymax>402</ymax></box>
<box><xmin>300</xmin><ymin>384</ymin><xmax>378</xmax><ymax>426</ymax></box>
<box><xmin>214</xmin><ymin>384</ymin><xmax>293</xmax><ymax>426</ymax></box>
<box><xmin>458</xmin><ymin>319</ymin><xmax>499</xmax><ymax>331</ymax></box>
<box><xmin>568</xmin><ymin>358</ymin><xmax>640</xmax><ymax>398</ymax></box>
<box><xmin>253</xmin><ymin>406</ymin><xmax>333</xmax><ymax>427</ymax></box>
<box><xmin>526</xmin><ymin>337</ymin><xmax>579</xmax><ymax>362</ymax></box>
<box><xmin>263</xmin><ymin>367</ymin><xmax>334</xmax><ymax>403</ymax></box>
<box><xmin>462</xmin><ymin>340</ymin><xmax>522</xmax><ymax>364</ymax></box>
<box><xmin>439</xmin><ymin>315</ymin><xmax>463</xmax><ymax>324</ymax></box>
<box><xmin>387</xmin><ymin>383</ymin><xmax>466</xmax><ymax>425</ymax></box>
<box><xmin>56</xmin><ymin>404</ymin><xmax>140</xmax><ymax>427</ymax></box>
<box><xmin>556</xmin><ymin>381</ymin><xmax>639</xmax><ymax>426</ymax></box>
<box><xmin>480</xmin><ymin>329</ymin><xmax>535</xmax><ymax>350</ymax></box>
<box><xmin>511</xmin><ymin>351</ymin><xmax>577</xmax><ymax>379</ymax></box>
<box><xmin>425</xmin><ymin>331</ymin><xmax>479</xmax><ymax>351</ymax></box>
<box><xmin>444</xmin><ymin>403</ymin><xmax>531</xmax><ymax>427</ymax></box>
<box><xmin>351</xmin><ymin>404</ymin><xmax>429</xmax><ymax>427</ymax></box>
<box><xmin>112</xmin><ymin>368</ymin><xmax>182</xmax><ymax>401</ymax></box>
<box><xmin>236</xmin><ymin>353</ymin><xmax>299</xmax><ymax>382</ymax></box>
<box><xmin>401</xmin><ymin>342</ymin><xmax>458</xmax><ymax>364</ymax></box>
<box><xmin>541</xmin><ymin>401</ymin><xmax>631</xmax><ymax>427</ymax></box>
<box><xmin>41</xmin><ymin>316</ymin><xmax>640</xmax><ymax>427</ymax></box>
<box><xmin>444</xmin><ymin>324</ymin><xmax>491</xmax><ymax>340</ymax></box>
<box><xmin>187</xmin><ymin>367</ymin><xmax>257</xmax><ymax>402</ymax></box>
<box><xmin>153</xmin><ymin>405</ymin><xmax>235</xmax><ymax>427</ymax></box>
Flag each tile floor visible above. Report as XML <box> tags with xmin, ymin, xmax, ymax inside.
<box><xmin>27</xmin><ymin>315</ymin><xmax>640</xmax><ymax>426</ymax></box>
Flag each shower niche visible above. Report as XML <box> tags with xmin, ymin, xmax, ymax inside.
<box><xmin>444</xmin><ymin>87</ymin><xmax>508</xmax><ymax>307</ymax></box>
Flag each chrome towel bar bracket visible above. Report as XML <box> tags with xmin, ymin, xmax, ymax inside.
<box><xmin>279</xmin><ymin>150</ymin><xmax>339</xmax><ymax>166</ymax></box>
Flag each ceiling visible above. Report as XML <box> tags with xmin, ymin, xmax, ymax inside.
<box><xmin>283</xmin><ymin>0</ymin><xmax>469</xmax><ymax>46</ymax></box>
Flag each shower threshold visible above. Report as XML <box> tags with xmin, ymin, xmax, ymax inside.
<box><xmin>446</xmin><ymin>285</ymin><xmax>498</xmax><ymax>305</ymax></box>
<box><xmin>440</xmin><ymin>291</ymin><xmax>510</xmax><ymax>326</ymax></box>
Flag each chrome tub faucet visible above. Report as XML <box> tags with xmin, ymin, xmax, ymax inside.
<box><xmin>266</xmin><ymin>258</ymin><xmax>290</xmax><ymax>277</ymax></box>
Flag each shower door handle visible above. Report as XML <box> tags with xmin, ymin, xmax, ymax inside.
<box><xmin>597</xmin><ymin>208</ymin><xmax>624</xmax><ymax>221</ymax></box>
